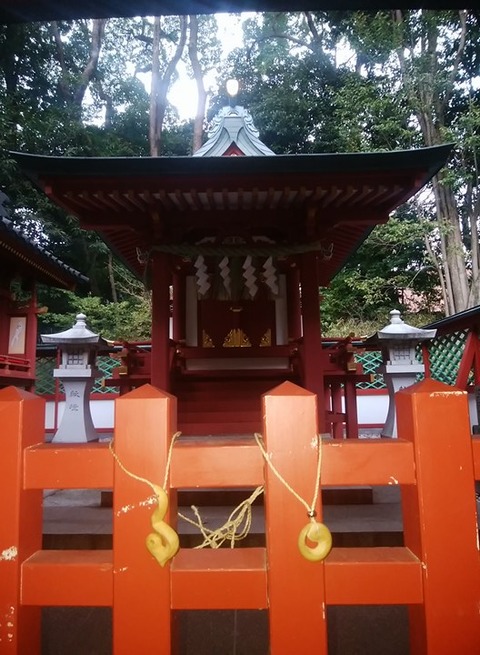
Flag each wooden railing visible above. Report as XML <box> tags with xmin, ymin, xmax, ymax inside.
<box><xmin>1</xmin><ymin>379</ymin><xmax>480</xmax><ymax>653</ymax></box>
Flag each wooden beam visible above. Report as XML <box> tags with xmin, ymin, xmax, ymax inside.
<box><xmin>325</xmin><ymin>547</ymin><xmax>423</xmax><ymax>605</ymax></box>
<box><xmin>21</xmin><ymin>550</ymin><xmax>113</xmax><ymax>607</ymax></box>
<box><xmin>171</xmin><ymin>548</ymin><xmax>267</xmax><ymax>610</ymax></box>
<box><xmin>24</xmin><ymin>442</ymin><xmax>114</xmax><ymax>489</ymax></box>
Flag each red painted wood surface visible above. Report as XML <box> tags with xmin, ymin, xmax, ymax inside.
<box><xmin>171</xmin><ymin>548</ymin><xmax>267</xmax><ymax>609</ymax></box>
<box><xmin>112</xmin><ymin>384</ymin><xmax>177</xmax><ymax>654</ymax></box>
<box><xmin>263</xmin><ymin>381</ymin><xmax>329</xmax><ymax>653</ymax></box>
<box><xmin>150</xmin><ymin>252</ymin><xmax>171</xmax><ymax>390</ymax></box>
<box><xmin>0</xmin><ymin>387</ymin><xmax>43</xmax><ymax>654</ymax></box>
<box><xmin>170</xmin><ymin>437</ymin><xmax>264</xmax><ymax>488</ymax></box>
<box><xmin>456</xmin><ymin>330</ymin><xmax>480</xmax><ymax>388</ymax></box>
<box><xmin>21</xmin><ymin>550</ymin><xmax>113</xmax><ymax>606</ymax></box>
<box><xmin>472</xmin><ymin>436</ymin><xmax>480</xmax><ymax>479</ymax></box>
<box><xmin>286</xmin><ymin>266</ymin><xmax>301</xmax><ymax>341</ymax></box>
<box><xmin>172</xmin><ymin>271</ymin><xmax>185</xmax><ymax>343</ymax></box>
<box><xmin>22</xmin><ymin>435</ymin><xmax>417</xmax><ymax>492</ymax></box>
<box><xmin>397</xmin><ymin>379</ymin><xmax>480</xmax><ymax>655</ymax></box>
<box><xmin>299</xmin><ymin>252</ymin><xmax>326</xmax><ymax>430</ymax></box>
<box><xmin>24</xmin><ymin>442</ymin><xmax>113</xmax><ymax>489</ymax></box>
<box><xmin>343</xmin><ymin>378</ymin><xmax>359</xmax><ymax>438</ymax></box>
<box><xmin>325</xmin><ymin>547</ymin><xmax>423</xmax><ymax>605</ymax></box>
<box><xmin>3</xmin><ymin>379</ymin><xmax>480</xmax><ymax>653</ymax></box>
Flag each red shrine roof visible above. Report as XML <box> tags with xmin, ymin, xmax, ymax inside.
<box><xmin>12</xmin><ymin>144</ymin><xmax>451</xmax><ymax>285</ymax></box>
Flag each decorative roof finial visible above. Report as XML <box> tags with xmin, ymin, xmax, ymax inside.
<box><xmin>226</xmin><ymin>78</ymin><xmax>239</xmax><ymax>102</ymax></box>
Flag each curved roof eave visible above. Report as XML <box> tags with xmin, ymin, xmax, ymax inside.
<box><xmin>11</xmin><ymin>143</ymin><xmax>453</xmax><ymax>188</ymax></box>
<box><xmin>0</xmin><ymin>216</ymin><xmax>89</xmax><ymax>290</ymax></box>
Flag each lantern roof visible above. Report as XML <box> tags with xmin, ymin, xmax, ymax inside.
<box><xmin>41</xmin><ymin>313</ymin><xmax>107</xmax><ymax>345</ymax></box>
<box><xmin>367</xmin><ymin>310</ymin><xmax>437</xmax><ymax>344</ymax></box>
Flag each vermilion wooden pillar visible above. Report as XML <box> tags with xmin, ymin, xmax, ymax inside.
<box><xmin>113</xmin><ymin>384</ymin><xmax>178</xmax><ymax>655</ymax></box>
<box><xmin>150</xmin><ymin>252</ymin><xmax>171</xmax><ymax>390</ymax></box>
<box><xmin>286</xmin><ymin>265</ymin><xmax>302</xmax><ymax>342</ymax></box>
<box><xmin>172</xmin><ymin>270</ymin><xmax>186</xmax><ymax>344</ymax></box>
<box><xmin>299</xmin><ymin>252</ymin><xmax>325</xmax><ymax>432</ymax></box>
<box><xmin>0</xmin><ymin>387</ymin><xmax>43</xmax><ymax>654</ymax></box>
<box><xmin>263</xmin><ymin>381</ymin><xmax>328</xmax><ymax>654</ymax></box>
<box><xmin>397</xmin><ymin>379</ymin><xmax>480</xmax><ymax>654</ymax></box>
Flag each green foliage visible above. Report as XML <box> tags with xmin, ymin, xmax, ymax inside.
<box><xmin>2</xmin><ymin>10</ymin><xmax>480</xmax><ymax>331</ymax></box>
<box><xmin>320</xmin><ymin>215</ymin><xmax>442</xmax><ymax>331</ymax></box>
<box><xmin>39</xmin><ymin>293</ymin><xmax>152</xmax><ymax>341</ymax></box>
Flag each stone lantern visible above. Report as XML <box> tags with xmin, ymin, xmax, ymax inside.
<box><xmin>367</xmin><ymin>310</ymin><xmax>436</xmax><ymax>437</ymax></box>
<box><xmin>41</xmin><ymin>313</ymin><xmax>107</xmax><ymax>443</ymax></box>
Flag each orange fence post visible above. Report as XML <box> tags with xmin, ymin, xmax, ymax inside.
<box><xmin>0</xmin><ymin>387</ymin><xmax>43</xmax><ymax>654</ymax></box>
<box><xmin>263</xmin><ymin>380</ymin><xmax>328</xmax><ymax>654</ymax></box>
<box><xmin>397</xmin><ymin>378</ymin><xmax>480</xmax><ymax>655</ymax></box>
<box><xmin>112</xmin><ymin>384</ymin><xmax>178</xmax><ymax>655</ymax></box>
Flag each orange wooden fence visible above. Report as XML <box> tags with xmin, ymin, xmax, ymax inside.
<box><xmin>1</xmin><ymin>379</ymin><xmax>480</xmax><ymax>653</ymax></box>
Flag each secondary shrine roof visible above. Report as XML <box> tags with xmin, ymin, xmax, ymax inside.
<box><xmin>12</xmin><ymin>144</ymin><xmax>451</xmax><ymax>285</ymax></box>
<box><xmin>0</xmin><ymin>193</ymin><xmax>88</xmax><ymax>290</ymax></box>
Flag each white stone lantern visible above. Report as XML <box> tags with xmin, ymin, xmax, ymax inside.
<box><xmin>41</xmin><ymin>313</ymin><xmax>107</xmax><ymax>443</ymax></box>
<box><xmin>367</xmin><ymin>310</ymin><xmax>436</xmax><ymax>437</ymax></box>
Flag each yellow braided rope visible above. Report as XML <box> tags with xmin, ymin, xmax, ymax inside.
<box><xmin>109</xmin><ymin>431</ymin><xmax>180</xmax><ymax>494</ymax></box>
<box><xmin>109</xmin><ymin>430</ymin><xmax>332</xmax><ymax>563</ymax></box>
<box><xmin>254</xmin><ymin>432</ymin><xmax>323</xmax><ymax>516</ymax></box>
<box><xmin>109</xmin><ymin>433</ymin><xmax>180</xmax><ymax>566</ymax></box>
<box><xmin>178</xmin><ymin>485</ymin><xmax>264</xmax><ymax>549</ymax></box>
<box><xmin>254</xmin><ymin>432</ymin><xmax>332</xmax><ymax>562</ymax></box>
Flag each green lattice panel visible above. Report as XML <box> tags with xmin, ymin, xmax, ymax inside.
<box><xmin>35</xmin><ymin>356</ymin><xmax>56</xmax><ymax>395</ymax></box>
<box><xmin>427</xmin><ymin>329</ymin><xmax>469</xmax><ymax>386</ymax></box>
<box><xmin>356</xmin><ymin>351</ymin><xmax>386</xmax><ymax>390</ymax></box>
<box><xmin>94</xmin><ymin>355</ymin><xmax>121</xmax><ymax>394</ymax></box>
<box><xmin>34</xmin><ymin>355</ymin><xmax>120</xmax><ymax>395</ymax></box>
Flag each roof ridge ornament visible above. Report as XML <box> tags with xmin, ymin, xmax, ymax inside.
<box><xmin>194</xmin><ymin>105</ymin><xmax>275</xmax><ymax>157</ymax></box>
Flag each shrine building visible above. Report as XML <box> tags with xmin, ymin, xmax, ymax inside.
<box><xmin>12</xmin><ymin>101</ymin><xmax>451</xmax><ymax>434</ymax></box>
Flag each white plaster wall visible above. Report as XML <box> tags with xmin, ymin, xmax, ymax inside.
<box><xmin>44</xmin><ymin>390</ymin><xmax>479</xmax><ymax>432</ymax></box>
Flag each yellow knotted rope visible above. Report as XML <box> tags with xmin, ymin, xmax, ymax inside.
<box><xmin>110</xmin><ymin>430</ymin><xmax>332</xmax><ymax>565</ymax></box>
<box><xmin>254</xmin><ymin>432</ymin><xmax>332</xmax><ymax>562</ymax></box>
<box><xmin>178</xmin><ymin>485</ymin><xmax>264</xmax><ymax>549</ymax></box>
<box><xmin>109</xmin><ymin>433</ymin><xmax>180</xmax><ymax>567</ymax></box>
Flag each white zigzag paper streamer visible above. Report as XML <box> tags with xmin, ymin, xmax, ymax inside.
<box><xmin>194</xmin><ymin>255</ymin><xmax>210</xmax><ymax>296</ymax></box>
<box><xmin>263</xmin><ymin>256</ymin><xmax>279</xmax><ymax>295</ymax></box>
<box><xmin>219</xmin><ymin>256</ymin><xmax>231</xmax><ymax>296</ymax></box>
<box><xmin>243</xmin><ymin>255</ymin><xmax>258</xmax><ymax>299</ymax></box>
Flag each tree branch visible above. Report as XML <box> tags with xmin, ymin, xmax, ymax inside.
<box><xmin>73</xmin><ymin>18</ymin><xmax>107</xmax><ymax>107</ymax></box>
<box><xmin>50</xmin><ymin>21</ymin><xmax>71</xmax><ymax>101</ymax></box>
<box><xmin>150</xmin><ymin>15</ymin><xmax>187</xmax><ymax>156</ymax></box>
<box><xmin>446</xmin><ymin>9</ymin><xmax>467</xmax><ymax>104</ymax></box>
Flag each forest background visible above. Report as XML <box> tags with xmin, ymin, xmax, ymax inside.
<box><xmin>1</xmin><ymin>9</ymin><xmax>479</xmax><ymax>339</ymax></box>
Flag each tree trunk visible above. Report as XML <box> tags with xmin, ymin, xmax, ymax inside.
<box><xmin>432</xmin><ymin>175</ymin><xmax>470</xmax><ymax>314</ymax></box>
<box><xmin>394</xmin><ymin>9</ymin><xmax>472</xmax><ymax>315</ymax></box>
<box><xmin>149</xmin><ymin>15</ymin><xmax>187</xmax><ymax>156</ymax></box>
<box><xmin>51</xmin><ymin>19</ymin><xmax>107</xmax><ymax>116</ymax></box>
<box><xmin>188</xmin><ymin>15</ymin><xmax>207</xmax><ymax>154</ymax></box>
